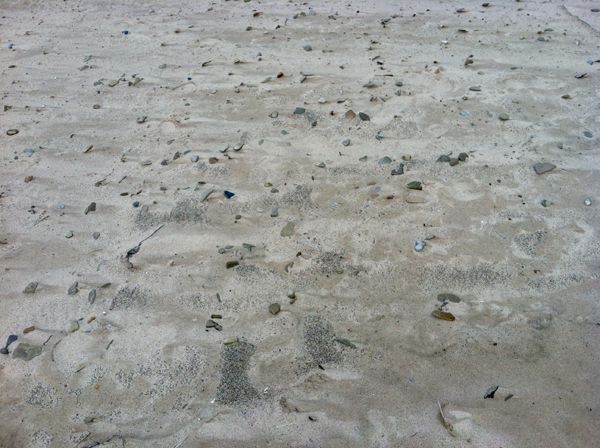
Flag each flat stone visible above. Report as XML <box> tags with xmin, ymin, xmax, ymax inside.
<box><xmin>225</xmin><ymin>260</ymin><xmax>239</xmax><ymax>269</ymax></box>
<box><xmin>293</xmin><ymin>107</ymin><xmax>306</xmax><ymax>115</ymax></box>
<box><xmin>437</xmin><ymin>155</ymin><xmax>451</xmax><ymax>162</ymax></box>
<box><xmin>280</xmin><ymin>222</ymin><xmax>295</xmax><ymax>237</ymax></box>
<box><xmin>437</xmin><ymin>293</ymin><xmax>461</xmax><ymax>303</ymax></box>
<box><xmin>23</xmin><ymin>282</ymin><xmax>38</xmax><ymax>294</ymax></box>
<box><xmin>66</xmin><ymin>320</ymin><xmax>80</xmax><ymax>333</ymax></box>
<box><xmin>68</xmin><ymin>281</ymin><xmax>79</xmax><ymax>295</ymax></box>
<box><xmin>12</xmin><ymin>342</ymin><xmax>42</xmax><ymax>361</ymax></box>
<box><xmin>449</xmin><ymin>158</ymin><xmax>459</xmax><ymax>166</ymax></box>
<box><xmin>533</xmin><ymin>162</ymin><xmax>556</xmax><ymax>175</ymax></box>
<box><xmin>378</xmin><ymin>156</ymin><xmax>392</xmax><ymax>165</ymax></box>
<box><xmin>358</xmin><ymin>112</ymin><xmax>370</xmax><ymax>121</ymax></box>
<box><xmin>391</xmin><ymin>164</ymin><xmax>404</xmax><ymax>176</ymax></box>
<box><xmin>583</xmin><ymin>131</ymin><xmax>593</xmax><ymax>138</ymax></box>
<box><xmin>469</xmin><ymin>86</ymin><xmax>481</xmax><ymax>91</ymax></box>
<box><xmin>406</xmin><ymin>181</ymin><xmax>422</xmax><ymax>190</ymax></box>
<box><xmin>341</xmin><ymin>139</ymin><xmax>351</xmax><ymax>146</ymax></box>
<box><xmin>191</xmin><ymin>155</ymin><xmax>199</xmax><ymax>162</ymax></box>
<box><xmin>498</xmin><ymin>112</ymin><xmax>510</xmax><ymax>121</ymax></box>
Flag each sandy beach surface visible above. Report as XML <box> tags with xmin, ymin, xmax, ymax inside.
<box><xmin>1</xmin><ymin>0</ymin><xmax>599</xmax><ymax>446</ymax></box>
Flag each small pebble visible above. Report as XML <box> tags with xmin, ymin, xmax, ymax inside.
<box><xmin>583</xmin><ymin>131</ymin><xmax>593</xmax><ymax>138</ymax></box>
<box><xmin>431</xmin><ymin>310</ymin><xmax>456</xmax><ymax>321</ymax></box>
<box><xmin>342</xmin><ymin>139</ymin><xmax>351</xmax><ymax>146</ymax></box>
<box><xmin>226</xmin><ymin>260</ymin><xmax>239</xmax><ymax>269</ymax></box>
<box><xmin>84</xmin><ymin>202</ymin><xmax>96</xmax><ymax>215</ymax></box>
<box><xmin>66</xmin><ymin>320</ymin><xmax>80</xmax><ymax>333</ymax></box>
<box><xmin>65</xmin><ymin>231</ymin><xmax>74</xmax><ymax>239</ymax></box>
<box><xmin>68</xmin><ymin>281</ymin><xmax>79</xmax><ymax>295</ymax></box>
<box><xmin>224</xmin><ymin>190</ymin><xmax>235</xmax><ymax>199</ymax></box>
<box><xmin>406</xmin><ymin>181</ymin><xmax>422</xmax><ymax>190</ymax></box>
<box><xmin>191</xmin><ymin>155</ymin><xmax>199</xmax><ymax>162</ymax></box>
<box><xmin>458</xmin><ymin>152</ymin><xmax>468</xmax><ymax>161</ymax></box>
<box><xmin>6</xmin><ymin>129</ymin><xmax>19</xmax><ymax>136</ymax></box>
<box><xmin>270</xmin><ymin>207</ymin><xmax>279</xmax><ymax>217</ymax></box>
<box><xmin>23</xmin><ymin>282</ymin><xmax>38</xmax><ymax>294</ymax></box>
<box><xmin>269</xmin><ymin>303</ymin><xmax>281</xmax><ymax>315</ymax></box>
<box><xmin>584</xmin><ymin>198</ymin><xmax>592</xmax><ymax>206</ymax></box>
<box><xmin>358</xmin><ymin>112</ymin><xmax>370</xmax><ymax>121</ymax></box>
<box><xmin>92</xmin><ymin>232</ymin><xmax>100</xmax><ymax>239</ymax></box>
<box><xmin>437</xmin><ymin>293</ymin><xmax>461</xmax><ymax>303</ymax></box>
<box><xmin>414</xmin><ymin>240</ymin><xmax>426</xmax><ymax>252</ymax></box>
<box><xmin>223</xmin><ymin>337</ymin><xmax>239</xmax><ymax>345</ymax></box>
<box><xmin>303</xmin><ymin>44</ymin><xmax>313</xmax><ymax>51</ymax></box>
<box><xmin>533</xmin><ymin>162</ymin><xmax>556</xmax><ymax>175</ymax></box>
<box><xmin>449</xmin><ymin>158</ymin><xmax>459</xmax><ymax>166</ymax></box>
<box><xmin>88</xmin><ymin>289</ymin><xmax>97</xmax><ymax>304</ymax></box>
<box><xmin>498</xmin><ymin>113</ymin><xmax>510</xmax><ymax>121</ymax></box>
<box><xmin>293</xmin><ymin>107</ymin><xmax>306</xmax><ymax>115</ymax></box>
<box><xmin>132</xmin><ymin>201</ymin><xmax>140</xmax><ymax>208</ymax></box>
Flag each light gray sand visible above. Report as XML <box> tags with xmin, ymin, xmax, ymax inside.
<box><xmin>1</xmin><ymin>1</ymin><xmax>599</xmax><ymax>447</ymax></box>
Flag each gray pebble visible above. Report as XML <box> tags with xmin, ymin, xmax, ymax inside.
<box><xmin>84</xmin><ymin>202</ymin><xmax>96</xmax><ymax>215</ymax></box>
<box><xmin>92</xmin><ymin>232</ymin><xmax>100</xmax><ymax>240</ymax></box>
<box><xmin>293</xmin><ymin>107</ymin><xmax>306</xmax><ymax>115</ymax></box>
<box><xmin>533</xmin><ymin>162</ymin><xmax>556</xmax><ymax>175</ymax></box>
<box><xmin>341</xmin><ymin>139</ymin><xmax>351</xmax><ymax>146</ymax></box>
<box><xmin>498</xmin><ymin>113</ymin><xmax>510</xmax><ymax>121</ymax></box>
<box><xmin>68</xmin><ymin>281</ymin><xmax>79</xmax><ymax>296</ymax></box>
<box><xmin>458</xmin><ymin>152</ymin><xmax>468</xmax><ymax>161</ymax></box>
<box><xmin>584</xmin><ymin>198</ymin><xmax>592</xmax><ymax>206</ymax></box>
<box><xmin>303</xmin><ymin>44</ymin><xmax>313</xmax><ymax>51</ymax></box>
<box><xmin>191</xmin><ymin>155</ymin><xmax>199</xmax><ymax>162</ymax></box>
<box><xmin>280</xmin><ymin>222</ymin><xmax>295</xmax><ymax>237</ymax></box>
<box><xmin>437</xmin><ymin>293</ymin><xmax>461</xmax><ymax>303</ymax></box>
<box><xmin>449</xmin><ymin>158</ymin><xmax>459</xmax><ymax>166</ymax></box>
<box><xmin>414</xmin><ymin>240</ymin><xmax>426</xmax><ymax>252</ymax></box>
<box><xmin>391</xmin><ymin>164</ymin><xmax>404</xmax><ymax>176</ymax></box>
<box><xmin>88</xmin><ymin>289</ymin><xmax>97</xmax><ymax>304</ymax></box>
<box><xmin>23</xmin><ymin>282</ymin><xmax>38</xmax><ymax>294</ymax></box>
<box><xmin>270</xmin><ymin>207</ymin><xmax>279</xmax><ymax>217</ymax></box>
<box><xmin>378</xmin><ymin>156</ymin><xmax>392</xmax><ymax>165</ymax></box>
<box><xmin>269</xmin><ymin>111</ymin><xmax>279</xmax><ymax>118</ymax></box>
<box><xmin>437</xmin><ymin>155</ymin><xmax>451</xmax><ymax>163</ymax></box>
<box><xmin>65</xmin><ymin>231</ymin><xmax>74</xmax><ymax>239</ymax></box>
<box><xmin>583</xmin><ymin>130</ymin><xmax>593</xmax><ymax>138</ymax></box>
<box><xmin>469</xmin><ymin>86</ymin><xmax>481</xmax><ymax>91</ymax></box>
<box><xmin>12</xmin><ymin>343</ymin><xmax>42</xmax><ymax>361</ymax></box>
<box><xmin>66</xmin><ymin>320</ymin><xmax>80</xmax><ymax>333</ymax></box>
<box><xmin>269</xmin><ymin>303</ymin><xmax>281</xmax><ymax>315</ymax></box>
<box><xmin>358</xmin><ymin>112</ymin><xmax>370</xmax><ymax>121</ymax></box>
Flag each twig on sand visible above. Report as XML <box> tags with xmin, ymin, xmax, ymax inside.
<box><xmin>122</xmin><ymin>224</ymin><xmax>165</xmax><ymax>269</ymax></box>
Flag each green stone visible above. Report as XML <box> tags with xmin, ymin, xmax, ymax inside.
<box><xmin>280</xmin><ymin>222</ymin><xmax>295</xmax><ymax>237</ymax></box>
<box><xmin>406</xmin><ymin>181</ymin><xmax>422</xmax><ymax>190</ymax></box>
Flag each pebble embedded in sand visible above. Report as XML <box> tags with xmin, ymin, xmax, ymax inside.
<box><xmin>280</xmin><ymin>222</ymin><xmax>295</xmax><ymax>237</ymax></box>
<box><xmin>407</xmin><ymin>181</ymin><xmax>422</xmax><ymax>190</ymax></box>
<box><xmin>498</xmin><ymin>112</ymin><xmax>510</xmax><ymax>121</ymax></box>
<box><xmin>303</xmin><ymin>44</ymin><xmax>312</xmax><ymax>51</ymax></box>
<box><xmin>84</xmin><ymin>202</ymin><xmax>96</xmax><ymax>215</ymax></box>
<box><xmin>23</xmin><ymin>282</ymin><xmax>38</xmax><ymax>294</ymax></box>
<box><xmin>533</xmin><ymin>162</ymin><xmax>556</xmax><ymax>175</ymax></box>
<box><xmin>358</xmin><ymin>112</ymin><xmax>370</xmax><ymax>121</ymax></box>
<box><xmin>268</xmin><ymin>303</ymin><xmax>281</xmax><ymax>315</ymax></box>
<box><xmin>6</xmin><ymin>129</ymin><xmax>19</xmax><ymax>136</ymax></box>
<box><xmin>12</xmin><ymin>343</ymin><xmax>42</xmax><ymax>361</ymax></box>
<box><xmin>68</xmin><ymin>281</ymin><xmax>79</xmax><ymax>295</ymax></box>
<box><xmin>341</xmin><ymin>139</ymin><xmax>351</xmax><ymax>146</ymax></box>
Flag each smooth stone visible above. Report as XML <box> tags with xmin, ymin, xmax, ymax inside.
<box><xmin>23</xmin><ymin>282</ymin><xmax>38</xmax><ymax>294</ymax></box>
<box><xmin>414</xmin><ymin>240</ymin><xmax>426</xmax><ymax>252</ymax></box>
<box><xmin>375</xmin><ymin>130</ymin><xmax>384</xmax><ymax>140</ymax></box>
<box><xmin>303</xmin><ymin>44</ymin><xmax>312</xmax><ymax>51</ymax></box>
<box><xmin>270</xmin><ymin>207</ymin><xmax>279</xmax><ymax>217</ymax></box>
<box><xmin>12</xmin><ymin>343</ymin><xmax>42</xmax><ymax>361</ymax></box>
<box><xmin>358</xmin><ymin>112</ymin><xmax>370</xmax><ymax>121</ymax></box>
<box><xmin>269</xmin><ymin>303</ymin><xmax>281</xmax><ymax>315</ymax></box>
<box><xmin>191</xmin><ymin>155</ymin><xmax>199</xmax><ymax>162</ymax></box>
<box><xmin>449</xmin><ymin>158</ymin><xmax>459</xmax><ymax>166</ymax></box>
<box><xmin>280</xmin><ymin>222</ymin><xmax>295</xmax><ymax>237</ymax></box>
<box><xmin>458</xmin><ymin>152</ymin><xmax>468</xmax><ymax>161</ymax></box>
<box><xmin>269</xmin><ymin>111</ymin><xmax>279</xmax><ymax>118</ymax></box>
<box><xmin>498</xmin><ymin>113</ymin><xmax>510</xmax><ymax>121</ymax></box>
<box><xmin>345</xmin><ymin>110</ymin><xmax>356</xmax><ymax>119</ymax></box>
<box><xmin>395</xmin><ymin>80</ymin><xmax>403</xmax><ymax>87</ymax></box>
<box><xmin>584</xmin><ymin>198</ymin><xmax>592</xmax><ymax>206</ymax></box>
<box><xmin>66</xmin><ymin>320</ymin><xmax>80</xmax><ymax>333</ymax></box>
<box><xmin>469</xmin><ymin>86</ymin><xmax>481</xmax><ymax>91</ymax></box>
<box><xmin>437</xmin><ymin>155</ymin><xmax>451</xmax><ymax>162</ymax></box>
<box><xmin>341</xmin><ymin>139</ymin><xmax>351</xmax><ymax>146</ymax></box>
<box><xmin>0</xmin><ymin>348</ymin><xmax>7</xmax><ymax>355</ymax></box>
<box><xmin>533</xmin><ymin>162</ymin><xmax>556</xmax><ymax>175</ymax></box>
<box><xmin>378</xmin><ymin>156</ymin><xmax>392</xmax><ymax>165</ymax></box>
<box><xmin>225</xmin><ymin>260</ymin><xmax>239</xmax><ymax>269</ymax></box>
<box><xmin>65</xmin><ymin>231</ymin><xmax>74</xmax><ymax>238</ymax></box>
<box><xmin>437</xmin><ymin>293</ymin><xmax>461</xmax><ymax>303</ymax></box>
<box><xmin>88</xmin><ymin>289</ymin><xmax>97</xmax><ymax>304</ymax></box>
<box><xmin>68</xmin><ymin>281</ymin><xmax>79</xmax><ymax>295</ymax></box>
<box><xmin>583</xmin><ymin>131</ymin><xmax>593</xmax><ymax>138</ymax></box>
<box><xmin>92</xmin><ymin>232</ymin><xmax>100</xmax><ymax>239</ymax></box>
<box><xmin>541</xmin><ymin>199</ymin><xmax>550</xmax><ymax>207</ymax></box>
<box><xmin>406</xmin><ymin>181</ymin><xmax>422</xmax><ymax>190</ymax></box>
<box><xmin>84</xmin><ymin>202</ymin><xmax>96</xmax><ymax>215</ymax></box>
<box><xmin>293</xmin><ymin>107</ymin><xmax>306</xmax><ymax>115</ymax></box>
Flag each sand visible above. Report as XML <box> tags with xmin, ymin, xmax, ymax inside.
<box><xmin>1</xmin><ymin>0</ymin><xmax>599</xmax><ymax>447</ymax></box>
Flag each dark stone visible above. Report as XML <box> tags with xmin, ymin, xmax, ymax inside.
<box><xmin>358</xmin><ymin>112</ymin><xmax>370</xmax><ymax>121</ymax></box>
<box><xmin>533</xmin><ymin>162</ymin><xmax>556</xmax><ymax>175</ymax></box>
<box><xmin>406</xmin><ymin>181</ymin><xmax>422</xmax><ymax>190</ymax></box>
<box><xmin>458</xmin><ymin>152</ymin><xmax>468</xmax><ymax>161</ymax></box>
